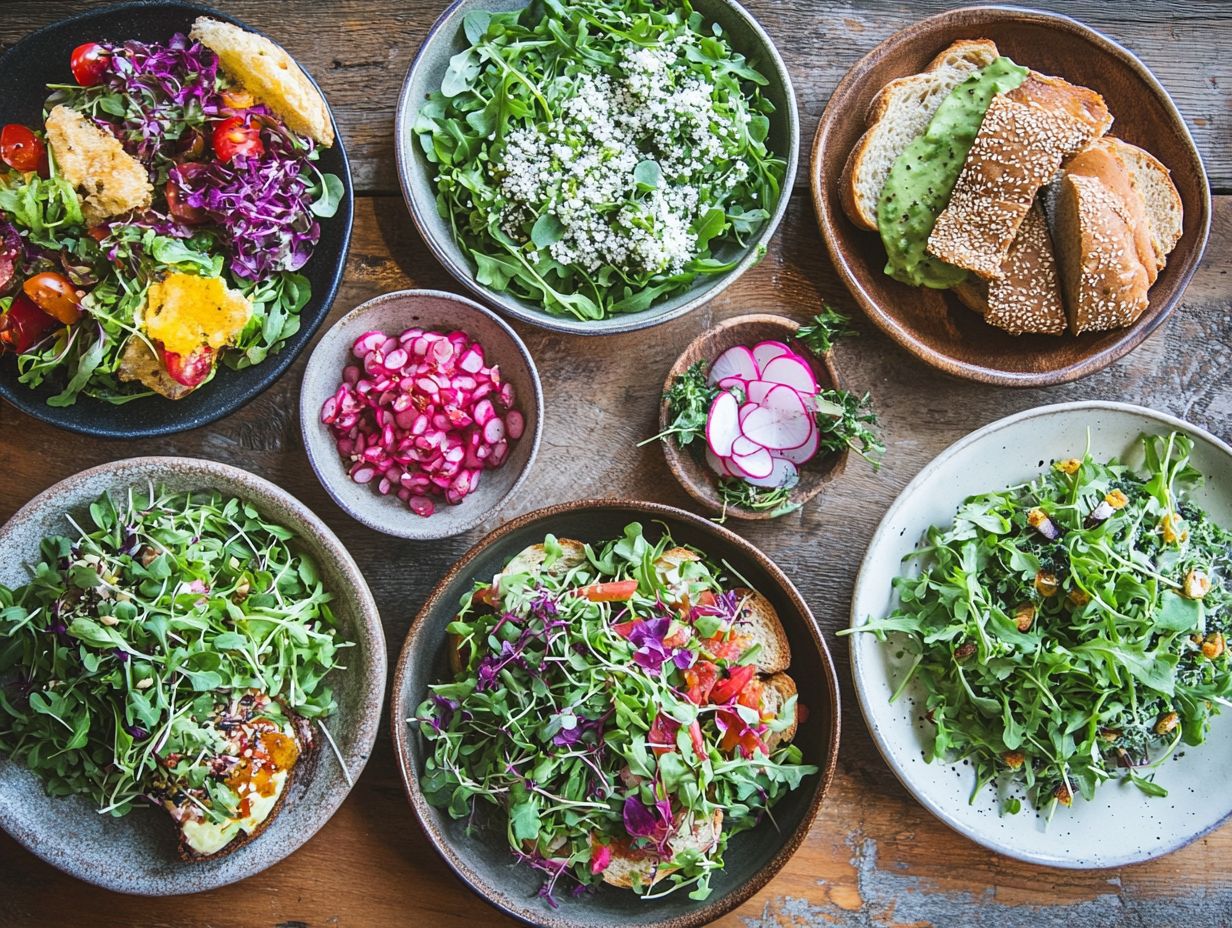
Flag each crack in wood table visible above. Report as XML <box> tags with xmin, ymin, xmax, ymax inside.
<box><xmin>1</xmin><ymin>1</ymin><xmax>1229</xmax><ymax>926</ymax></box>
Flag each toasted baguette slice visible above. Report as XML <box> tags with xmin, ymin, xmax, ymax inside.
<box><xmin>1054</xmin><ymin>171</ymin><xmax>1150</xmax><ymax>334</ymax></box>
<box><xmin>44</xmin><ymin>105</ymin><xmax>152</xmax><ymax>224</ymax></box>
<box><xmin>601</xmin><ymin>809</ymin><xmax>724</xmax><ymax>889</ymax></box>
<box><xmin>498</xmin><ymin>539</ymin><xmax>587</xmax><ymax>582</ymax></box>
<box><xmin>952</xmin><ymin>200</ymin><xmax>1066</xmax><ymax>335</ymax></box>
<box><xmin>927</xmin><ymin>74</ymin><xmax>1111</xmax><ymax>279</ymax></box>
<box><xmin>1064</xmin><ymin>138</ymin><xmax>1157</xmax><ymax>284</ymax></box>
<box><xmin>841</xmin><ymin>39</ymin><xmax>1001</xmax><ymax>230</ymax></box>
<box><xmin>730</xmin><ymin>587</ymin><xmax>791</xmax><ymax>674</ymax></box>
<box><xmin>190</xmin><ymin>17</ymin><xmax>333</xmax><ymax>147</ymax></box>
<box><xmin>760</xmin><ymin>672</ymin><xmax>799</xmax><ymax>753</ymax></box>
<box><xmin>1101</xmin><ymin>138</ymin><xmax>1183</xmax><ymax>271</ymax></box>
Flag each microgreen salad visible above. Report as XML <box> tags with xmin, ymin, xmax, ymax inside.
<box><xmin>413</xmin><ymin>525</ymin><xmax>815</xmax><ymax>902</ymax></box>
<box><xmin>321</xmin><ymin>326</ymin><xmax>525</xmax><ymax>516</ymax></box>
<box><xmin>0</xmin><ymin>486</ymin><xmax>349</xmax><ymax>859</ymax></box>
<box><xmin>843</xmin><ymin>433</ymin><xmax>1232</xmax><ymax>815</ymax></box>
<box><xmin>0</xmin><ymin>21</ymin><xmax>342</xmax><ymax>405</ymax></box>
<box><xmin>414</xmin><ymin>0</ymin><xmax>786</xmax><ymax>321</ymax></box>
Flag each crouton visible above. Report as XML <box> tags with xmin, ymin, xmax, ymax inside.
<box><xmin>729</xmin><ymin>587</ymin><xmax>792</xmax><ymax>674</ymax></box>
<box><xmin>601</xmin><ymin>809</ymin><xmax>724</xmax><ymax>889</ymax></box>
<box><xmin>759</xmin><ymin>672</ymin><xmax>799</xmax><ymax>753</ymax></box>
<box><xmin>44</xmin><ymin>105</ymin><xmax>152</xmax><ymax>224</ymax></box>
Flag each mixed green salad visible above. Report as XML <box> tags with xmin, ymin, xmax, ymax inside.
<box><xmin>414</xmin><ymin>0</ymin><xmax>786</xmax><ymax>321</ymax></box>
<box><xmin>414</xmin><ymin>524</ymin><xmax>814</xmax><ymax>902</ymax></box>
<box><xmin>845</xmin><ymin>433</ymin><xmax>1232</xmax><ymax>815</ymax></box>
<box><xmin>0</xmin><ymin>486</ymin><xmax>347</xmax><ymax>851</ymax></box>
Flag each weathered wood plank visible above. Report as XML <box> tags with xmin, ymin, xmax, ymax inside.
<box><xmin>1</xmin><ymin>0</ymin><xmax>1228</xmax><ymax>192</ymax></box>
<box><xmin>1</xmin><ymin>191</ymin><xmax>1230</xmax><ymax>927</ymax></box>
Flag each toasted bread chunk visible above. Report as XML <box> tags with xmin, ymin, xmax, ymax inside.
<box><xmin>190</xmin><ymin>17</ymin><xmax>333</xmax><ymax>147</ymax></box>
<box><xmin>841</xmin><ymin>39</ymin><xmax>1001</xmax><ymax>230</ymax></box>
<box><xmin>1065</xmin><ymin>139</ymin><xmax>1157</xmax><ymax>284</ymax></box>
<box><xmin>927</xmin><ymin>75</ymin><xmax>1109</xmax><ymax>279</ymax></box>
<box><xmin>653</xmin><ymin>546</ymin><xmax>708</xmax><ymax>606</ymax></box>
<box><xmin>601</xmin><ymin>809</ymin><xmax>724</xmax><ymax>889</ymax></box>
<box><xmin>1100</xmin><ymin>138</ymin><xmax>1182</xmax><ymax>271</ymax></box>
<box><xmin>730</xmin><ymin>587</ymin><xmax>791</xmax><ymax>674</ymax></box>
<box><xmin>117</xmin><ymin>337</ymin><xmax>196</xmax><ymax>400</ymax></box>
<box><xmin>498</xmin><ymin>539</ymin><xmax>587</xmax><ymax>583</ymax></box>
<box><xmin>44</xmin><ymin>105</ymin><xmax>152</xmax><ymax>224</ymax></box>
<box><xmin>1054</xmin><ymin>172</ymin><xmax>1150</xmax><ymax>334</ymax></box>
<box><xmin>760</xmin><ymin>672</ymin><xmax>799</xmax><ymax>753</ymax></box>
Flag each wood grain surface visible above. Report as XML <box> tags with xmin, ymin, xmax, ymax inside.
<box><xmin>1</xmin><ymin>2</ymin><xmax>1231</xmax><ymax>927</ymax></box>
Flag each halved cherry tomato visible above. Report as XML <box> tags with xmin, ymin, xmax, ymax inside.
<box><xmin>474</xmin><ymin>585</ymin><xmax>501</xmax><ymax>608</ymax></box>
<box><xmin>23</xmin><ymin>271</ymin><xmax>81</xmax><ymax>324</ymax></box>
<box><xmin>70</xmin><ymin>42</ymin><xmax>112</xmax><ymax>87</ymax></box>
<box><xmin>575</xmin><ymin>580</ymin><xmax>639</xmax><ymax>603</ymax></box>
<box><xmin>0</xmin><ymin>124</ymin><xmax>48</xmax><ymax>175</ymax></box>
<box><xmin>683</xmin><ymin>659</ymin><xmax>719</xmax><ymax>705</ymax></box>
<box><xmin>162</xmin><ymin>345</ymin><xmax>214</xmax><ymax>387</ymax></box>
<box><xmin>0</xmin><ymin>293</ymin><xmax>60</xmax><ymax>354</ymax></box>
<box><xmin>709</xmin><ymin>664</ymin><xmax>757</xmax><ymax>705</ymax></box>
<box><xmin>211</xmin><ymin>116</ymin><xmax>265</xmax><ymax>163</ymax></box>
<box><xmin>220</xmin><ymin>88</ymin><xmax>255</xmax><ymax>110</ymax></box>
<box><xmin>165</xmin><ymin>163</ymin><xmax>209</xmax><ymax>226</ymax></box>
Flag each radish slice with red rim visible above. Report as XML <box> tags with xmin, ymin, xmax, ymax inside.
<box><xmin>751</xmin><ymin>340</ymin><xmax>791</xmax><ymax>372</ymax></box>
<box><xmin>776</xmin><ymin>424</ymin><xmax>819</xmax><ymax>464</ymax></box>
<box><xmin>760</xmin><ymin>355</ymin><xmax>819</xmax><ymax>396</ymax></box>
<box><xmin>707</xmin><ymin>346</ymin><xmax>758</xmax><ymax>385</ymax></box>
<box><xmin>705</xmin><ymin>446</ymin><xmax>734</xmax><ymax>478</ymax></box>
<box><xmin>743</xmin><ymin>456</ymin><xmax>799</xmax><ymax>489</ymax></box>
<box><xmin>729</xmin><ymin>444</ymin><xmax>773</xmax><ymax>479</ymax></box>
<box><xmin>745</xmin><ymin>379</ymin><xmax>777</xmax><ymax>406</ymax></box>
<box><xmin>731</xmin><ymin>434</ymin><xmax>763</xmax><ymax>458</ymax></box>
<box><xmin>705</xmin><ymin>391</ymin><xmax>740</xmax><ymax>458</ymax></box>
<box><xmin>717</xmin><ymin>375</ymin><xmax>748</xmax><ymax>395</ymax></box>
<box><xmin>739</xmin><ymin>384</ymin><xmax>813</xmax><ymax>450</ymax></box>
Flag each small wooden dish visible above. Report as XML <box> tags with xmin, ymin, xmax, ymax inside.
<box><xmin>658</xmin><ymin>314</ymin><xmax>848</xmax><ymax>520</ymax></box>
<box><xmin>810</xmin><ymin>5</ymin><xmax>1211</xmax><ymax>387</ymax></box>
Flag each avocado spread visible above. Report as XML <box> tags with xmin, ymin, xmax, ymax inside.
<box><xmin>877</xmin><ymin>56</ymin><xmax>1028</xmax><ymax>288</ymax></box>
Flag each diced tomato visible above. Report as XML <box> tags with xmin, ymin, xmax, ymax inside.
<box><xmin>23</xmin><ymin>271</ymin><xmax>81</xmax><ymax>324</ymax></box>
<box><xmin>162</xmin><ymin>344</ymin><xmax>214</xmax><ymax>387</ymax></box>
<box><xmin>687</xmin><ymin>719</ymin><xmax>706</xmax><ymax>759</ymax></box>
<box><xmin>647</xmin><ymin>712</ymin><xmax>679</xmax><ymax>756</ymax></box>
<box><xmin>662</xmin><ymin>622</ymin><xmax>691</xmax><ymax>649</ymax></box>
<box><xmin>703</xmin><ymin>632</ymin><xmax>750</xmax><ymax>664</ymax></box>
<box><xmin>612</xmin><ymin>618</ymin><xmax>638</xmax><ymax>639</ymax></box>
<box><xmin>0</xmin><ymin>292</ymin><xmax>60</xmax><ymax>353</ymax></box>
<box><xmin>70</xmin><ymin>42</ymin><xmax>111</xmax><ymax>86</ymax></box>
<box><xmin>474</xmin><ymin>585</ymin><xmax>500</xmax><ymax>608</ymax></box>
<box><xmin>683</xmin><ymin>659</ymin><xmax>719</xmax><ymax>705</ymax></box>
<box><xmin>211</xmin><ymin>115</ymin><xmax>265</xmax><ymax>163</ymax></box>
<box><xmin>709</xmin><ymin>664</ymin><xmax>757</xmax><ymax>705</ymax></box>
<box><xmin>575</xmin><ymin>580</ymin><xmax>639</xmax><ymax>603</ymax></box>
<box><xmin>717</xmin><ymin>707</ymin><xmax>766</xmax><ymax>758</ymax></box>
<box><xmin>739</xmin><ymin>677</ymin><xmax>764</xmax><ymax>713</ymax></box>
<box><xmin>694</xmin><ymin>591</ymin><xmax>717</xmax><ymax>610</ymax></box>
<box><xmin>0</xmin><ymin>124</ymin><xmax>48</xmax><ymax>175</ymax></box>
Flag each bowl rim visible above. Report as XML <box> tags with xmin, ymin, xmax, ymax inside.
<box><xmin>849</xmin><ymin>400</ymin><xmax>1232</xmax><ymax>867</ymax></box>
<box><xmin>809</xmin><ymin>3</ymin><xmax>1213</xmax><ymax>388</ymax></box>
<box><xmin>393</xmin><ymin>0</ymin><xmax>800</xmax><ymax>336</ymax></box>
<box><xmin>298</xmin><ymin>287</ymin><xmax>545</xmax><ymax>540</ymax></box>
<box><xmin>0</xmin><ymin>0</ymin><xmax>355</xmax><ymax>438</ymax></box>
<box><xmin>0</xmin><ymin>455</ymin><xmax>386</xmax><ymax>894</ymax></box>
<box><xmin>390</xmin><ymin>497</ymin><xmax>841</xmax><ymax>927</ymax></box>
<box><xmin>656</xmin><ymin>313</ymin><xmax>850</xmax><ymax>520</ymax></box>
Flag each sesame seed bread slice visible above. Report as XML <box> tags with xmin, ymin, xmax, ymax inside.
<box><xmin>952</xmin><ymin>200</ymin><xmax>1066</xmax><ymax>335</ymax></box>
<box><xmin>601</xmin><ymin>809</ymin><xmax>724</xmax><ymax>889</ymax></box>
<box><xmin>1102</xmin><ymin>138</ymin><xmax>1183</xmax><ymax>271</ymax></box>
<box><xmin>1064</xmin><ymin>138</ymin><xmax>1158</xmax><ymax>285</ymax></box>
<box><xmin>190</xmin><ymin>17</ymin><xmax>334</xmax><ymax>147</ymax></box>
<box><xmin>730</xmin><ymin>587</ymin><xmax>791</xmax><ymax>674</ymax></box>
<box><xmin>840</xmin><ymin>39</ymin><xmax>1001</xmax><ymax>231</ymax></box>
<box><xmin>927</xmin><ymin>74</ymin><xmax>1111</xmax><ymax>279</ymax></box>
<box><xmin>1054</xmin><ymin>171</ymin><xmax>1150</xmax><ymax>334</ymax></box>
<box><xmin>759</xmin><ymin>672</ymin><xmax>799</xmax><ymax>753</ymax></box>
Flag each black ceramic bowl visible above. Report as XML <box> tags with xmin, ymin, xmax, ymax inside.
<box><xmin>392</xmin><ymin>499</ymin><xmax>840</xmax><ymax>928</ymax></box>
<box><xmin>0</xmin><ymin>1</ymin><xmax>353</xmax><ymax>437</ymax></box>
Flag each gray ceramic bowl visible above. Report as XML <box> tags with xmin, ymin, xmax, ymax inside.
<box><xmin>300</xmin><ymin>289</ymin><xmax>543</xmax><ymax>540</ymax></box>
<box><xmin>394</xmin><ymin>0</ymin><xmax>799</xmax><ymax>335</ymax></box>
<box><xmin>391</xmin><ymin>499</ymin><xmax>840</xmax><ymax>928</ymax></box>
<box><xmin>0</xmin><ymin>457</ymin><xmax>386</xmax><ymax>895</ymax></box>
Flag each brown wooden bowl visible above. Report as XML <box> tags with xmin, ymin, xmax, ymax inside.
<box><xmin>659</xmin><ymin>314</ymin><xmax>848</xmax><ymax>520</ymax></box>
<box><xmin>810</xmin><ymin>5</ymin><xmax>1212</xmax><ymax>387</ymax></box>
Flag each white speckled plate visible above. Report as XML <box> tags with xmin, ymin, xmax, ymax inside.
<box><xmin>850</xmin><ymin>402</ymin><xmax>1232</xmax><ymax>868</ymax></box>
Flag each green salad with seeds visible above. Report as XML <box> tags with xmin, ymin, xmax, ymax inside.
<box><xmin>845</xmin><ymin>433</ymin><xmax>1232</xmax><ymax>816</ymax></box>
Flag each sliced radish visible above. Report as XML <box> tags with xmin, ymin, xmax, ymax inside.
<box><xmin>760</xmin><ymin>355</ymin><xmax>819</xmax><ymax>396</ymax></box>
<box><xmin>745</xmin><ymin>379</ymin><xmax>777</xmax><ymax>406</ymax></box>
<box><xmin>707</xmin><ymin>346</ymin><xmax>758</xmax><ymax>385</ymax></box>
<box><xmin>705</xmin><ymin>447</ymin><xmax>734</xmax><ymax>478</ymax></box>
<box><xmin>705</xmin><ymin>391</ymin><xmax>740</xmax><ymax>458</ymax></box>
<box><xmin>740</xmin><ymin>385</ymin><xmax>813</xmax><ymax>450</ymax></box>
<box><xmin>751</xmin><ymin>341</ymin><xmax>791</xmax><ymax>372</ymax></box>
<box><xmin>717</xmin><ymin>375</ymin><xmax>748</xmax><ymax>395</ymax></box>
<box><xmin>776</xmin><ymin>424</ymin><xmax>819</xmax><ymax>465</ymax></box>
<box><xmin>732</xmin><ymin>434</ymin><xmax>763</xmax><ymax>457</ymax></box>
<box><xmin>729</xmin><ymin>444</ymin><xmax>773</xmax><ymax>480</ymax></box>
<box><xmin>744</xmin><ymin>456</ymin><xmax>799</xmax><ymax>489</ymax></box>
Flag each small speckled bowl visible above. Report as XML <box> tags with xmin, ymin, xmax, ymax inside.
<box><xmin>0</xmin><ymin>457</ymin><xmax>385</xmax><ymax>894</ymax></box>
<box><xmin>394</xmin><ymin>0</ymin><xmax>799</xmax><ymax>335</ymax></box>
<box><xmin>299</xmin><ymin>289</ymin><xmax>543</xmax><ymax>540</ymax></box>
<box><xmin>392</xmin><ymin>499</ymin><xmax>840</xmax><ymax>928</ymax></box>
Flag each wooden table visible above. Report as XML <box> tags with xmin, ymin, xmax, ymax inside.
<box><xmin>2</xmin><ymin>1</ymin><xmax>1230</xmax><ymax>925</ymax></box>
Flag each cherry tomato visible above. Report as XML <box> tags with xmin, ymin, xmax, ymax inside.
<box><xmin>683</xmin><ymin>659</ymin><xmax>719</xmax><ymax>705</ymax></box>
<box><xmin>575</xmin><ymin>580</ymin><xmax>639</xmax><ymax>602</ymax></box>
<box><xmin>220</xmin><ymin>88</ymin><xmax>255</xmax><ymax>110</ymax></box>
<box><xmin>22</xmin><ymin>271</ymin><xmax>81</xmax><ymax>324</ymax></box>
<box><xmin>162</xmin><ymin>345</ymin><xmax>214</xmax><ymax>387</ymax></box>
<box><xmin>70</xmin><ymin>42</ymin><xmax>112</xmax><ymax>87</ymax></box>
<box><xmin>211</xmin><ymin>116</ymin><xmax>264</xmax><ymax>163</ymax></box>
<box><xmin>165</xmin><ymin>163</ymin><xmax>209</xmax><ymax>226</ymax></box>
<box><xmin>473</xmin><ymin>585</ymin><xmax>501</xmax><ymax>608</ymax></box>
<box><xmin>0</xmin><ymin>293</ymin><xmax>60</xmax><ymax>354</ymax></box>
<box><xmin>708</xmin><ymin>664</ymin><xmax>757</xmax><ymax>705</ymax></box>
<box><xmin>0</xmin><ymin>124</ymin><xmax>48</xmax><ymax>175</ymax></box>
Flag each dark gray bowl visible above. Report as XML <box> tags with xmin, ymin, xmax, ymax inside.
<box><xmin>391</xmin><ymin>499</ymin><xmax>840</xmax><ymax>928</ymax></box>
<box><xmin>0</xmin><ymin>457</ymin><xmax>385</xmax><ymax>894</ymax></box>
<box><xmin>394</xmin><ymin>0</ymin><xmax>798</xmax><ymax>335</ymax></box>
<box><xmin>299</xmin><ymin>289</ymin><xmax>544</xmax><ymax>540</ymax></box>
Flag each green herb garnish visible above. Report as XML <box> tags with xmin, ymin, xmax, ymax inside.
<box><xmin>715</xmin><ymin>478</ymin><xmax>799</xmax><ymax>522</ymax></box>
<box><xmin>640</xmin><ymin>360</ymin><xmax>720</xmax><ymax>449</ymax></box>
<box><xmin>814</xmin><ymin>389</ymin><xmax>884</xmax><ymax>469</ymax></box>
<box><xmin>795</xmin><ymin>305</ymin><xmax>856</xmax><ymax>357</ymax></box>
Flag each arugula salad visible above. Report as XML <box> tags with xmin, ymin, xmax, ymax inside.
<box><xmin>0</xmin><ymin>486</ymin><xmax>349</xmax><ymax>859</ymax></box>
<box><xmin>414</xmin><ymin>0</ymin><xmax>786</xmax><ymax>321</ymax></box>
<box><xmin>0</xmin><ymin>22</ymin><xmax>342</xmax><ymax>405</ymax></box>
<box><xmin>413</xmin><ymin>525</ymin><xmax>815</xmax><ymax>902</ymax></box>
<box><xmin>845</xmin><ymin>433</ymin><xmax>1232</xmax><ymax>815</ymax></box>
